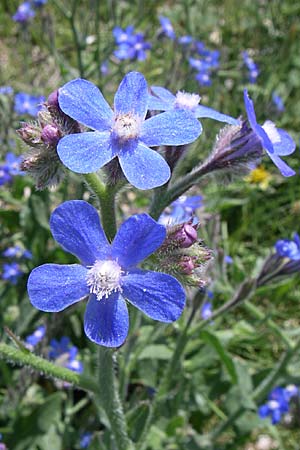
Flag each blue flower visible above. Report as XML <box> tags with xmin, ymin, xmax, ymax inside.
<box><xmin>148</xmin><ymin>86</ymin><xmax>239</xmax><ymax>126</ymax></box>
<box><xmin>49</xmin><ymin>337</ymin><xmax>83</xmax><ymax>373</ymax></box>
<box><xmin>79</xmin><ymin>432</ymin><xmax>92</xmax><ymax>449</ymax></box>
<box><xmin>242</xmin><ymin>51</ymin><xmax>259</xmax><ymax>83</ymax></box>
<box><xmin>14</xmin><ymin>92</ymin><xmax>45</xmax><ymax>116</ymax></box>
<box><xmin>113</xmin><ymin>27</ymin><xmax>151</xmax><ymax>61</ymax></box>
<box><xmin>224</xmin><ymin>255</ymin><xmax>233</xmax><ymax>264</ymax></box>
<box><xmin>57</xmin><ymin>72</ymin><xmax>201</xmax><ymax>190</ymax></box>
<box><xmin>32</xmin><ymin>0</ymin><xmax>47</xmax><ymax>7</ymax></box>
<box><xmin>0</xmin><ymin>86</ymin><xmax>13</xmax><ymax>95</ymax></box>
<box><xmin>0</xmin><ymin>153</ymin><xmax>24</xmax><ymax>185</ymax></box>
<box><xmin>275</xmin><ymin>233</ymin><xmax>300</xmax><ymax>260</ymax></box>
<box><xmin>12</xmin><ymin>2</ymin><xmax>35</xmax><ymax>22</ymax></box>
<box><xmin>159</xmin><ymin>195</ymin><xmax>203</xmax><ymax>225</ymax></box>
<box><xmin>2</xmin><ymin>245</ymin><xmax>32</xmax><ymax>259</ymax></box>
<box><xmin>272</xmin><ymin>92</ymin><xmax>285</xmax><ymax>113</ymax></box>
<box><xmin>201</xmin><ymin>301</ymin><xmax>213</xmax><ymax>320</ymax></box>
<box><xmin>25</xmin><ymin>325</ymin><xmax>46</xmax><ymax>349</ymax></box>
<box><xmin>258</xmin><ymin>385</ymin><xmax>298</xmax><ymax>425</ymax></box>
<box><xmin>2</xmin><ymin>262</ymin><xmax>23</xmax><ymax>284</ymax></box>
<box><xmin>178</xmin><ymin>35</ymin><xmax>193</xmax><ymax>45</ymax></box>
<box><xmin>159</xmin><ymin>16</ymin><xmax>176</xmax><ymax>40</ymax></box>
<box><xmin>27</xmin><ymin>201</ymin><xmax>186</xmax><ymax>347</ymax></box>
<box><xmin>244</xmin><ymin>90</ymin><xmax>296</xmax><ymax>177</ymax></box>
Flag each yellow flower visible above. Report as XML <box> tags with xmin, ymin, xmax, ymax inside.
<box><xmin>245</xmin><ymin>166</ymin><xmax>272</xmax><ymax>190</ymax></box>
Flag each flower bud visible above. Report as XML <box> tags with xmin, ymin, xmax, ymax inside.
<box><xmin>17</xmin><ymin>123</ymin><xmax>43</xmax><ymax>147</ymax></box>
<box><xmin>41</xmin><ymin>124</ymin><xmax>61</xmax><ymax>146</ymax></box>
<box><xmin>179</xmin><ymin>256</ymin><xmax>197</xmax><ymax>274</ymax></box>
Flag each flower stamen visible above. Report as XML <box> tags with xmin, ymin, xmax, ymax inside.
<box><xmin>86</xmin><ymin>260</ymin><xmax>123</xmax><ymax>300</ymax></box>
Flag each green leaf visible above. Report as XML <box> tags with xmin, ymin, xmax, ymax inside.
<box><xmin>127</xmin><ymin>402</ymin><xmax>151</xmax><ymax>442</ymax></box>
<box><xmin>138</xmin><ymin>345</ymin><xmax>172</xmax><ymax>360</ymax></box>
<box><xmin>200</xmin><ymin>330</ymin><xmax>237</xmax><ymax>384</ymax></box>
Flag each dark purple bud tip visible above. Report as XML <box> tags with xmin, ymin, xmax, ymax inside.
<box><xmin>47</xmin><ymin>90</ymin><xmax>59</xmax><ymax>109</ymax></box>
<box><xmin>180</xmin><ymin>223</ymin><xmax>198</xmax><ymax>248</ymax></box>
<box><xmin>180</xmin><ymin>256</ymin><xmax>196</xmax><ymax>274</ymax></box>
<box><xmin>41</xmin><ymin>124</ymin><xmax>60</xmax><ymax>146</ymax></box>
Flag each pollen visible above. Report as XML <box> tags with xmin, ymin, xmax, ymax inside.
<box><xmin>113</xmin><ymin>112</ymin><xmax>141</xmax><ymax>142</ymax></box>
<box><xmin>174</xmin><ymin>91</ymin><xmax>200</xmax><ymax>112</ymax></box>
<box><xmin>86</xmin><ymin>259</ymin><xmax>123</xmax><ymax>301</ymax></box>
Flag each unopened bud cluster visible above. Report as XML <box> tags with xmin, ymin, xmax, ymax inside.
<box><xmin>17</xmin><ymin>90</ymin><xmax>81</xmax><ymax>190</ymax></box>
<box><xmin>154</xmin><ymin>221</ymin><xmax>213</xmax><ymax>287</ymax></box>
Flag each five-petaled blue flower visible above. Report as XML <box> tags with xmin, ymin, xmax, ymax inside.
<box><xmin>148</xmin><ymin>86</ymin><xmax>239</xmax><ymax>127</ymax></box>
<box><xmin>244</xmin><ymin>90</ymin><xmax>296</xmax><ymax>177</ymax></box>
<box><xmin>258</xmin><ymin>385</ymin><xmax>298</xmax><ymax>425</ymax></box>
<box><xmin>275</xmin><ymin>233</ymin><xmax>300</xmax><ymax>260</ymax></box>
<box><xmin>14</xmin><ymin>92</ymin><xmax>45</xmax><ymax>117</ymax></box>
<box><xmin>27</xmin><ymin>200</ymin><xmax>186</xmax><ymax>347</ymax></box>
<box><xmin>57</xmin><ymin>72</ymin><xmax>201</xmax><ymax>190</ymax></box>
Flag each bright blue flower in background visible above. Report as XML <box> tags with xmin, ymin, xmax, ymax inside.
<box><xmin>25</xmin><ymin>325</ymin><xmax>46</xmax><ymax>349</ymax></box>
<box><xmin>159</xmin><ymin>16</ymin><xmax>176</xmax><ymax>40</ymax></box>
<box><xmin>148</xmin><ymin>86</ymin><xmax>239</xmax><ymax>126</ymax></box>
<box><xmin>28</xmin><ymin>201</ymin><xmax>186</xmax><ymax>347</ymax></box>
<box><xmin>159</xmin><ymin>195</ymin><xmax>203</xmax><ymax>225</ymax></box>
<box><xmin>57</xmin><ymin>72</ymin><xmax>201</xmax><ymax>190</ymax></box>
<box><xmin>272</xmin><ymin>92</ymin><xmax>285</xmax><ymax>113</ymax></box>
<box><xmin>0</xmin><ymin>86</ymin><xmax>13</xmax><ymax>95</ymax></box>
<box><xmin>242</xmin><ymin>51</ymin><xmax>259</xmax><ymax>84</ymax></box>
<box><xmin>224</xmin><ymin>255</ymin><xmax>233</xmax><ymax>264</ymax></box>
<box><xmin>32</xmin><ymin>0</ymin><xmax>48</xmax><ymax>7</ymax></box>
<box><xmin>80</xmin><ymin>432</ymin><xmax>92</xmax><ymax>449</ymax></box>
<box><xmin>14</xmin><ymin>92</ymin><xmax>45</xmax><ymax>116</ymax></box>
<box><xmin>258</xmin><ymin>385</ymin><xmax>298</xmax><ymax>425</ymax></box>
<box><xmin>244</xmin><ymin>90</ymin><xmax>296</xmax><ymax>177</ymax></box>
<box><xmin>178</xmin><ymin>35</ymin><xmax>193</xmax><ymax>45</ymax></box>
<box><xmin>113</xmin><ymin>26</ymin><xmax>151</xmax><ymax>61</ymax></box>
<box><xmin>2</xmin><ymin>245</ymin><xmax>32</xmax><ymax>259</ymax></box>
<box><xmin>0</xmin><ymin>165</ymin><xmax>12</xmax><ymax>186</ymax></box>
<box><xmin>275</xmin><ymin>233</ymin><xmax>300</xmax><ymax>260</ymax></box>
<box><xmin>201</xmin><ymin>301</ymin><xmax>213</xmax><ymax>320</ymax></box>
<box><xmin>49</xmin><ymin>337</ymin><xmax>83</xmax><ymax>373</ymax></box>
<box><xmin>0</xmin><ymin>153</ymin><xmax>24</xmax><ymax>185</ymax></box>
<box><xmin>2</xmin><ymin>262</ymin><xmax>23</xmax><ymax>284</ymax></box>
<box><xmin>12</xmin><ymin>2</ymin><xmax>35</xmax><ymax>23</ymax></box>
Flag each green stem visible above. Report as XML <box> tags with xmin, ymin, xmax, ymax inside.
<box><xmin>0</xmin><ymin>343</ymin><xmax>98</xmax><ymax>393</ymax></box>
<box><xmin>83</xmin><ymin>173</ymin><xmax>117</xmax><ymax>241</ymax></box>
<box><xmin>97</xmin><ymin>347</ymin><xmax>134</xmax><ymax>450</ymax></box>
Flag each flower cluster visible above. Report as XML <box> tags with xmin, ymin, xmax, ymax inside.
<box><xmin>1</xmin><ymin>243</ymin><xmax>31</xmax><ymax>285</ymax></box>
<box><xmin>113</xmin><ymin>26</ymin><xmax>151</xmax><ymax>61</ymax></box>
<box><xmin>12</xmin><ymin>0</ymin><xmax>47</xmax><ymax>23</ymax></box>
<box><xmin>0</xmin><ymin>86</ymin><xmax>13</xmax><ymax>95</ymax></box>
<box><xmin>189</xmin><ymin>45</ymin><xmax>220</xmax><ymax>87</ymax></box>
<box><xmin>14</xmin><ymin>92</ymin><xmax>45</xmax><ymax>117</ymax></box>
<box><xmin>27</xmin><ymin>201</ymin><xmax>186</xmax><ymax>347</ymax></box>
<box><xmin>258</xmin><ymin>385</ymin><xmax>299</xmax><ymax>424</ymax></box>
<box><xmin>2</xmin><ymin>245</ymin><xmax>32</xmax><ymax>260</ymax></box>
<box><xmin>0</xmin><ymin>153</ymin><xmax>23</xmax><ymax>186</ymax></box>
<box><xmin>241</xmin><ymin>51</ymin><xmax>260</xmax><ymax>83</ymax></box>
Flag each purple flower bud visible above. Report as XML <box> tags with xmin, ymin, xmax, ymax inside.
<box><xmin>175</xmin><ymin>223</ymin><xmax>198</xmax><ymax>248</ymax></box>
<box><xmin>17</xmin><ymin>123</ymin><xmax>43</xmax><ymax>146</ymax></box>
<box><xmin>41</xmin><ymin>124</ymin><xmax>61</xmax><ymax>146</ymax></box>
<box><xmin>47</xmin><ymin>90</ymin><xmax>59</xmax><ymax>110</ymax></box>
<box><xmin>180</xmin><ymin>256</ymin><xmax>196</xmax><ymax>274</ymax></box>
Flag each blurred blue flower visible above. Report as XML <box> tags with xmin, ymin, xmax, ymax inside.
<box><xmin>25</xmin><ymin>325</ymin><xmax>46</xmax><ymax>349</ymax></box>
<box><xmin>0</xmin><ymin>86</ymin><xmax>13</xmax><ymax>95</ymax></box>
<box><xmin>275</xmin><ymin>233</ymin><xmax>300</xmax><ymax>260</ymax></box>
<box><xmin>148</xmin><ymin>86</ymin><xmax>239</xmax><ymax>126</ymax></box>
<box><xmin>272</xmin><ymin>92</ymin><xmax>285</xmax><ymax>113</ymax></box>
<box><xmin>57</xmin><ymin>72</ymin><xmax>201</xmax><ymax>190</ymax></box>
<box><xmin>244</xmin><ymin>89</ymin><xmax>295</xmax><ymax>177</ymax></box>
<box><xmin>0</xmin><ymin>165</ymin><xmax>12</xmax><ymax>186</ymax></box>
<box><xmin>242</xmin><ymin>51</ymin><xmax>259</xmax><ymax>83</ymax></box>
<box><xmin>100</xmin><ymin>60</ymin><xmax>109</xmax><ymax>76</ymax></box>
<box><xmin>178</xmin><ymin>35</ymin><xmax>193</xmax><ymax>45</ymax></box>
<box><xmin>14</xmin><ymin>92</ymin><xmax>45</xmax><ymax>116</ymax></box>
<box><xmin>113</xmin><ymin>26</ymin><xmax>151</xmax><ymax>61</ymax></box>
<box><xmin>2</xmin><ymin>245</ymin><xmax>32</xmax><ymax>259</ymax></box>
<box><xmin>159</xmin><ymin>195</ymin><xmax>203</xmax><ymax>225</ymax></box>
<box><xmin>188</xmin><ymin>46</ymin><xmax>220</xmax><ymax>86</ymax></box>
<box><xmin>12</xmin><ymin>2</ymin><xmax>35</xmax><ymax>23</ymax></box>
<box><xmin>258</xmin><ymin>385</ymin><xmax>298</xmax><ymax>424</ymax></box>
<box><xmin>49</xmin><ymin>337</ymin><xmax>83</xmax><ymax>373</ymax></box>
<box><xmin>28</xmin><ymin>200</ymin><xmax>186</xmax><ymax>347</ymax></box>
<box><xmin>159</xmin><ymin>16</ymin><xmax>176</xmax><ymax>40</ymax></box>
<box><xmin>201</xmin><ymin>301</ymin><xmax>213</xmax><ymax>320</ymax></box>
<box><xmin>224</xmin><ymin>255</ymin><xmax>233</xmax><ymax>264</ymax></box>
<box><xmin>80</xmin><ymin>432</ymin><xmax>92</xmax><ymax>449</ymax></box>
<box><xmin>2</xmin><ymin>262</ymin><xmax>23</xmax><ymax>284</ymax></box>
<box><xmin>33</xmin><ymin>0</ymin><xmax>47</xmax><ymax>6</ymax></box>
<box><xmin>0</xmin><ymin>153</ymin><xmax>24</xmax><ymax>185</ymax></box>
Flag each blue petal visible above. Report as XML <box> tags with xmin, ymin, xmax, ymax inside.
<box><xmin>50</xmin><ymin>200</ymin><xmax>110</xmax><ymax>266</ymax></box>
<box><xmin>243</xmin><ymin>89</ymin><xmax>258</xmax><ymax>130</ymax></box>
<box><xmin>255</xmin><ymin>124</ymin><xmax>275</xmax><ymax>154</ymax></box>
<box><xmin>195</xmin><ymin>105</ymin><xmax>240</xmax><ymax>125</ymax></box>
<box><xmin>84</xmin><ymin>293</ymin><xmax>129</xmax><ymax>347</ymax></box>
<box><xmin>122</xmin><ymin>270</ymin><xmax>185</xmax><ymax>322</ymax></box>
<box><xmin>111</xmin><ymin>214</ymin><xmax>166</xmax><ymax>268</ymax></box>
<box><xmin>147</xmin><ymin>94</ymin><xmax>170</xmax><ymax>111</ymax></box>
<box><xmin>150</xmin><ymin>86</ymin><xmax>175</xmax><ymax>102</ymax></box>
<box><xmin>114</xmin><ymin>72</ymin><xmax>148</xmax><ymax>119</ymax></box>
<box><xmin>57</xmin><ymin>131</ymin><xmax>115</xmax><ymax>173</ymax></box>
<box><xmin>28</xmin><ymin>264</ymin><xmax>89</xmax><ymax>312</ymax></box>
<box><xmin>59</xmin><ymin>79</ymin><xmax>113</xmax><ymax>131</ymax></box>
<box><xmin>267</xmin><ymin>152</ymin><xmax>296</xmax><ymax>177</ymax></box>
<box><xmin>118</xmin><ymin>141</ymin><xmax>171</xmax><ymax>189</ymax></box>
<box><xmin>273</xmin><ymin>129</ymin><xmax>296</xmax><ymax>156</ymax></box>
<box><xmin>141</xmin><ymin>110</ymin><xmax>202</xmax><ymax>146</ymax></box>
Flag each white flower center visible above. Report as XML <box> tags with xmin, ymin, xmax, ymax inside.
<box><xmin>113</xmin><ymin>113</ymin><xmax>141</xmax><ymax>142</ymax></box>
<box><xmin>174</xmin><ymin>91</ymin><xmax>200</xmax><ymax>111</ymax></box>
<box><xmin>86</xmin><ymin>260</ymin><xmax>123</xmax><ymax>301</ymax></box>
<box><xmin>262</xmin><ymin>120</ymin><xmax>281</xmax><ymax>144</ymax></box>
<box><xmin>268</xmin><ymin>400</ymin><xmax>280</xmax><ymax>410</ymax></box>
